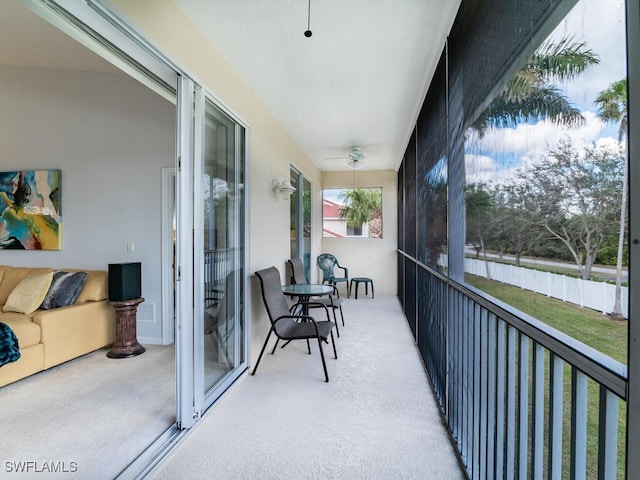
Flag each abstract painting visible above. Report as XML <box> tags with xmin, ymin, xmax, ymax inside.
<box><xmin>0</xmin><ymin>170</ymin><xmax>61</xmax><ymax>250</ymax></box>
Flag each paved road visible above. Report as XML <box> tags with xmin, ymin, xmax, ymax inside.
<box><xmin>465</xmin><ymin>247</ymin><xmax>628</xmax><ymax>282</ymax></box>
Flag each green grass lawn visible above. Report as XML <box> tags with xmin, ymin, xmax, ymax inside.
<box><xmin>465</xmin><ymin>274</ymin><xmax>627</xmax><ymax>478</ymax></box>
<box><xmin>465</xmin><ymin>274</ymin><xmax>628</xmax><ymax>363</ymax></box>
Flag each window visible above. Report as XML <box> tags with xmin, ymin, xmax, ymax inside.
<box><xmin>322</xmin><ymin>188</ymin><xmax>383</xmax><ymax>238</ymax></box>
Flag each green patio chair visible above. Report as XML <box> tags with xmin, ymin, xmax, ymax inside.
<box><xmin>317</xmin><ymin>253</ymin><xmax>350</xmax><ymax>298</ymax></box>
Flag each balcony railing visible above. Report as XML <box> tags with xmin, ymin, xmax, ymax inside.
<box><xmin>399</xmin><ymin>251</ymin><xmax>628</xmax><ymax>479</ymax></box>
<box><xmin>204</xmin><ymin>248</ymin><xmax>237</xmax><ymax>297</ymax></box>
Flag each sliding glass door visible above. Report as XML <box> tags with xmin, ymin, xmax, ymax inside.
<box><xmin>19</xmin><ymin>1</ymin><xmax>249</xmax><ymax>474</ymax></box>
<box><xmin>180</xmin><ymin>83</ymin><xmax>248</xmax><ymax>420</ymax></box>
<box><xmin>198</xmin><ymin>97</ymin><xmax>246</xmax><ymax>399</ymax></box>
<box><xmin>290</xmin><ymin>167</ymin><xmax>312</xmax><ymax>281</ymax></box>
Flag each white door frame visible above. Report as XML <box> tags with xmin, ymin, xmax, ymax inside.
<box><xmin>161</xmin><ymin>167</ymin><xmax>176</xmax><ymax>345</ymax></box>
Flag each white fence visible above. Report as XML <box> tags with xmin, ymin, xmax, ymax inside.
<box><xmin>465</xmin><ymin>257</ymin><xmax>629</xmax><ymax>319</ymax></box>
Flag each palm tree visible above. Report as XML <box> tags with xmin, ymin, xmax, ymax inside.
<box><xmin>595</xmin><ymin>78</ymin><xmax>628</xmax><ymax>320</ymax></box>
<box><xmin>338</xmin><ymin>188</ymin><xmax>382</xmax><ymax>238</ymax></box>
<box><xmin>473</xmin><ymin>36</ymin><xmax>599</xmax><ymax>134</ymax></box>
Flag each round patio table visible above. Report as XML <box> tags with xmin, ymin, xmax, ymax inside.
<box><xmin>281</xmin><ymin>284</ymin><xmax>334</xmax><ymax>315</ymax></box>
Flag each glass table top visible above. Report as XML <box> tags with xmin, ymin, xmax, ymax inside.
<box><xmin>281</xmin><ymin>284</ymin><xmax>334</xmax><ymax>296</ymax></box>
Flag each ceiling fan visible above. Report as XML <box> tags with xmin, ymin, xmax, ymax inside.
<box><xmin>324</xmin><ymin>146</ymin><xmax>365</xmax><ymax>168</ymax></box>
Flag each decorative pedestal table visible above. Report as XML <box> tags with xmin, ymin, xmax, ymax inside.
<box><xmin>107</xmin><ymin>297</ymin><xmax>145</xmax><ymax>358</ymax></box>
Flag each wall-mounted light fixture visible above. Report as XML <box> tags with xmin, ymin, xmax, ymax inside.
<box><xmin>272</xmin><ymin>174</ymin><xmax>296</xmax><ymax>199</ymax></box>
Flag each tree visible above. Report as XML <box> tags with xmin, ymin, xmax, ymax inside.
<box><xmin>421</xmin><ymin>159</ymin><xmax>448</xmax><ymax>268</ymax></box>
<box><xmin>338</xmin><ymin>188</ymin><xmax>382</xmax><ymax>238</ymax></box>
<box><xmin>490</xmin><ymin>183</ymin><xmax>538</xmax><ymax>266</ymax></box>
<box><xmin>465</xmin><ymin>184</ymin><xmax>494</xmax><ymax>279</ymax></box>
<box><xmin>518</xmin><ymin>138</ymin><xmax>623</xmax><ymax>280</ymax></box>
<box><xmin>595</xmin><ymin>78</ymin><xmax>628</xmax><ymax>320</ymax></box>
<box><xmin>466</xmin><ymin>37</ymin><xmax>599</xmax><ymax>277</ymax></box>
<box><xmin>473</xmin><ymin>36</ymin><xmax>599</xmax><ymax>134</ymax></box>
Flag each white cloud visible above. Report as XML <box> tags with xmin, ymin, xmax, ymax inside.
<box><xmin>463</xmin><ymin>0</ymin><xmax>627</xmax><ymax>186</ymax></box>
<box><xmin>465</xmin><ymin>154</ymin><xmax>500</xmax><ymax>184</ymax></box>
<box><xmin>595</xmin><ymin>136</ymin><xmax>621</xmax><ymax>149</ymax></box>
<box><xmin>476</xmin><ymin>111</ymin><xmax>606</xmax><ymax>160</ymax></box>
<box><xmin>465</xmin><ymin>113</ymin><xmax>625</xmax><ymax>186</ymax></box>
<box><xmin>548</xmin><ymin>0</ymin><xmax>626</xmax><ymax>110</ymax></box>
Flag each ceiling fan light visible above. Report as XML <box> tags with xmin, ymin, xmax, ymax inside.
<box><xmin>346</xmin><ymin>160</ymin><xmax>363</xmax><ymax>169</ymax></box>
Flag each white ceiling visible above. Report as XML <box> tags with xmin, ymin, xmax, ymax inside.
<box><xmin>176</xmin><ymin>0</ymin><xmax>461</xmax><ymax>171</ymax></box>
<box><xmin>0</xmin><ymin>1</ymin><xmax>118</xmax><ymax>73</ymax></box>
<box><xmin>1</xmin><ymin>0</ymin><xmax>461</xmax><ymax>172</ymax></box>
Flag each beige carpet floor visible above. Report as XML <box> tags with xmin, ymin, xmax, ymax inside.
<box><xmin>0</xmin><ymin>344</ymin><xmax>176</xmax><ymax>479</ymax></box>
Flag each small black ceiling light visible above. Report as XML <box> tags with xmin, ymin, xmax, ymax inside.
<box><xmin>304</xmin><ymin>0</ymin><xmax>312</xmax><ymax>37</ymax></box>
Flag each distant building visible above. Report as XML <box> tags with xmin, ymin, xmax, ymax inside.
<box><xmin>322</xmin><ymin>197</ymin><xmax>368</xmax><ymax>237</ymax></box>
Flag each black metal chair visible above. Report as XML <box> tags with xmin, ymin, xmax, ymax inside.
<box><xmin>252</xmin><ymin>266</ymin><xmax>337</xmax><ymax>382</ymax></box>
<box><xmin>288</xmin><ymin>258</ymin><xmax>345</xmax><ymax>334</ymax></box>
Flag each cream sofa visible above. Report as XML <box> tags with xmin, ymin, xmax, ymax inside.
<box><xmin>0</xmin><ymin>266</ymin><xmax>115</xmax><ymax>387</ymax></box>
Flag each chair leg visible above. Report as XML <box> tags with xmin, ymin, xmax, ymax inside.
<box><xmin>271</xmin><ymin>338</ymin><xmax>281</xmax><ymax>354</ymax></box>
<box><xmin>316</xmin><ymin>336</ymin><xmax>329</xmax><ymax>382</ymax></box>
<box><xmin>331</xmin><ymin>306</ymin><xmax>340</xmax><ymax>338</ymax></box>
<box><xmin>330</xmin><ymin>331</ymin><xmax>337</xmax><ymax>359</ymax></box>
<box><xmin>338</xmin><ymin>305</ymin><xmax>345</xmax><ymax>326</ymax></box>
<box><xmin>251</xmin><ymin>329</ymin><xmax>273</xmax><ymax>376</ymax></box>
<box><xmin>307</xmin><ymin>338</ymin><xmax>311</xmax><ymax>354</ymax></box>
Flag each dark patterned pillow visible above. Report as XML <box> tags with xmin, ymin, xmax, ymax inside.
<box><xmin>40</xmin><ymin>271</ymin><xmax>88</xmax><ymax>310</ymax></box>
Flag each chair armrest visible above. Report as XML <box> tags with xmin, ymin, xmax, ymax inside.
<box><xmin>337</xmin><ymin>265</ymin><xmax>348</xmax><ymax>277</ymax></box>
<box><xmin>304</xmin><ymin>301</ymin><xmax>332</xmax><ymax>320</ymax></box>
<box><xmin>274</xmin><ymin>313</ymin><xmax>310</xmax><ymax>322</ymax></box>
<box><xmin>290</xmin><ymin>301</ymin><xmax>331</xmax><ymax>321</ymax></box>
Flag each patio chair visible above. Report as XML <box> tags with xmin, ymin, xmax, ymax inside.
<box><xmin>317</xmin><ymin>253</ymin><xmax>350</xmax><ymax>297</ymax></box>
<box><xmin>252</xmin><ymin>266</ymin><xmax>337</xmax><ymax>382</ymax></box>
<box><xmin>288</xmin><ymin>258</ymin><xmax>345</xmax><ymax>332</ymax></box>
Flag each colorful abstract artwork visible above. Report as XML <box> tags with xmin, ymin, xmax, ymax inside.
<box><xmin>0</xmin><ymin>170</ymin><xmax>61</xmax><ymax>250</ymax></box>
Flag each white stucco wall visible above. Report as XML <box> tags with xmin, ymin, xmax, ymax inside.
<box><xmin>0</xmin><ymin>65</ymin><xmax>175</xmax><ymax>342</ymax></box>
<box><xmin>109</xmin><ymin>0</ymin><xmax>324</xmax><ymax>364</ymax></box>
<box><xmin>321</xmin><ymin>170</ymin><xmax>398</xmax><ymax>296</ymax></box>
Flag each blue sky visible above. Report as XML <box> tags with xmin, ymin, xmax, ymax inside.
<box><xmin>465</xmin><ymin>0</ymin><xmax>627</xmax><ymax>185</ymax></box>
<box><xmin>324</xmin><ymin>188</ymin><xmax>345</xmax><ymax>204</ymax></box>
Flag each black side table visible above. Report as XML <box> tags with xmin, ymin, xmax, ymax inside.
<box><xmin>107</xmin><ymin>297</ymin><xmax>145</xmax><ymax>358</ymax></box>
